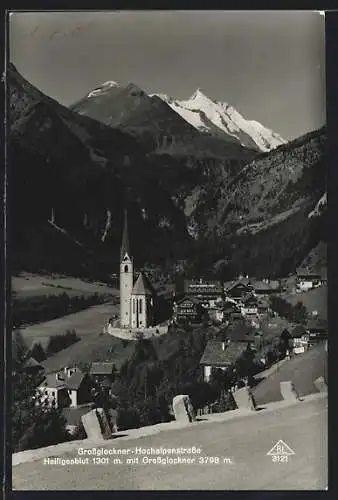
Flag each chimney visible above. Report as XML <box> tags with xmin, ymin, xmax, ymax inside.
<box><xmin>222</xmin><ymin>342</ymin><xmax>225</xmax><ymax>351</ymax></box>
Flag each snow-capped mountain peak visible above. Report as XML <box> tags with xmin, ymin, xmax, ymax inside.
<box><xmin>190</xmin><ymin>88</ymin><xmax>209</xmax><ymax>101</ymax></box>
<box><xmin>84</xmin><ymin>79</ymin><xmax>286</xmax><ymax>152</ymax></box>
<box><xmin>154</xmin><ymin>89</ymin><xmax>286</xmax><ymax>152</ymax></box>
<box><xmin>87</xmin><ymin>80</ymin><xmax>120</xmax><ymax>98</ymax></box>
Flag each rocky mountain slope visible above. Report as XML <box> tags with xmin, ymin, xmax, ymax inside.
<box><xmin>9</xmin><ymin>64</ymin><xmax>193</xmax><ymax>276</ymax></box>
<box><xmin>190</xmin><ymin>127</ymin><xmax>326</xmax><ymax>277</ymax></box>
<box><xmin>9</xmin><ymin>64</ymin><xmax>326</xmax><ymax>279</ymax></box>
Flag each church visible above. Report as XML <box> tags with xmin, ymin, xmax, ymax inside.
<box><xmin>119</xmin><ymin>210</ymin><xmax>156</xmax><ymax>329</ymax></box>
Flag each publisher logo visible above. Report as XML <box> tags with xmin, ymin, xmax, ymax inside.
<box><xmin>267</xmin><ymin>440</ymin><xmax>295</xmax><ymax>463</ymax></box>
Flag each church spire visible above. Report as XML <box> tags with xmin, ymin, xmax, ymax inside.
<box><xmin>120</xmin><ymin>209</ymin><xmax>131</xmax><ymax>260</ymax></box>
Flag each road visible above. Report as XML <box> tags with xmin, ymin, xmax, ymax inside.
<box><xmin>12</xmin><ymin>396</ymin><xmax>327</xmax><ymax>490</ymax></box>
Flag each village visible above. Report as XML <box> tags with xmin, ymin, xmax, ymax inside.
<box><xmin>13</xmin><ymin>211</ymin><xmax>328</xmax><ymax>444</ymax></box>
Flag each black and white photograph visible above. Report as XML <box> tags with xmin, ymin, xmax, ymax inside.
<box><xmin>9</xmin><ymin>10</ymin><xmax>327</xmax><ymax>491</ymax></box>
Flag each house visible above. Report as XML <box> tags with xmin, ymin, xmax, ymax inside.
<box><xmin>38</xmin><ymin>367</ymin><xmax>93</xmax><ymax>409</ymax></box>
<box><xmin>89</xmin><ymin>362</ymin><xmax>117</xmax><ymax>384</ymax></box>
<box><xmin>296</xmin><ymin>269</ymin><xmax>322</xmax><ymax>291</ymax></box>
<box><xmin>223</xmin><ymin>319</ymin><xmax>255</xmax><ymax>345</ymax></box>
<box><xmin>200</xmin><ymin>340</ymin><xmax>248</xmax><ymax>382</ymax></box>
<box><xmin>240</xmin><ymin>295</ymin><xmax>258</xmax><ymax>317</ymax></box>
<box><xmin>172</xmin><ymin>297</ymin><xmax>205</xmax><ymax>324</ymax></box>
<box><xmin>37</xmin><ymin>372</ymin><xmax>72</xmax><ymax>409</ymax></box>
<box><xmin>306</xmin><ymin>318</ymin><xmax>328</xmax><ymax>343</ymax></box>
<box><xmin>224</xmin><ymin>279</ymin><xmax>252</xmax><ymax>302</ymax></box>
<box><xmin>184</xmin><ymin>279</ymin><xmax>223</xmax><ymax>307</ymax></box>
<box><xmin>289</xmin><ymin>325</ymin><xmax>309</xmax><ymax>354</ymax></box>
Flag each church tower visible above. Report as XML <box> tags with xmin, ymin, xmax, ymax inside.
<box><xmin>120</xmin><ymin>210</ymin><xmax>133</xmax><ymax>328</ymax></box>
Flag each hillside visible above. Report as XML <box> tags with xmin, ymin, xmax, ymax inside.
<box><xmin>9</xmin><ymin>63</ymin><xmax>193</xmax><ymax>276</ymax></box>
<box><xmin>189</xmin><ymin>127</ymin><xmax>327</xmax><ymax>278</ymax></box>
<box><xmin>9</xmin><ymin>64</ymin><xmax>326</xmax><ymax>279</ymax></box>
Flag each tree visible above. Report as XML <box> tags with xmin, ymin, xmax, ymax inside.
<box><xmin>29</xmin><ymin>342</ymin><xmax>46</xmax><ymax>363</ymax></box>
<box><xmin>11</xmin><ymin>369</ymin><xmax>68</xmax><ymax>452</ymax></box>
<box><xmin>12</xmin><ymin>330</ymin><xmax>28</xmax><ymax>370</ymax></box>
<box><xmin>279</xmin><ymin>329</ymin><xmax>292</xmax><ymax>356</ymax></box>
<box><xmin>291</xmin><ymin>301</ymin><xmax>308</xmax><ymax>324</ymax></box>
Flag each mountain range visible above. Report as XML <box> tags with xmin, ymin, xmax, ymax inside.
<box><xmin>72</xmin><ymin>81</ymin><xmax>285</xmax><ymax>153</ymax></box>
<box><xmin>9</xmin><ymin>64</ymin><xmax>326</xmax><ymax>280</ymax></box>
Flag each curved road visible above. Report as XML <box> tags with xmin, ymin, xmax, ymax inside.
<box><xmin>12</xmin><ymin>396</ymin><xmax>327</xmax><ymax>490</ymax></box>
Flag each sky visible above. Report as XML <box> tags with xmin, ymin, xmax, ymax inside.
<box><xmin>9</xmin><ymin>10</ymin><xmax>326</xmax><ymax>141</ymax></box>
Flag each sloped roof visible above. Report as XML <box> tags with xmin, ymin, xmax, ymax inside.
<box><xmin>225</xmin><ymin>278</ymin><xmax>251</xmax><ymax>292</ymax></box>
<box><xmin>132</xmin><ymin>272</ymin><xmax>154</xmax><ymax>296</ymax></box>
<box><xmin>67</xmin><ymin>371</ymin><xmax>87</xmax><ymax>390</ymax></box>
<box><xmin>39</xmin><ymin>373</ymin><xmax>67</xmax><ymax>389</ymax></box>
<box><xmin>90</xmin><ymin>362</ymin><xmax>116</xmax><ymax>375</ymax></box>
<box><xmin>223</xmin><ymin>320</ymin><xmax>255</xmax><ymax>342</ymax></box>
<box><xmin>296</xmin><ymin>267</ymin><xmax>322</xmax><ymax>278</ymax></box>
<box><xmin>200</xmin><ymin>341</ymin><xmax>247</xmax><ymax>367</ymax></box>
<box><xmin>40</xmin><ymin>369</ymin><xmax>87</xmax><ymax>391</ymax></box>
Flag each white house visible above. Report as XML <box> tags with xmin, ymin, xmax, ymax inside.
<box><xmin>37</xmin><ymin>367</ymin><xmax>93</xmax><ymax>409</ymax></box>
<box><xmin>289</xmin><ymin>326</ymin><xmax>309</xmax><ymax>355</ymax></box>
<box><xmin>296</xmin><ymin>269</ymin><xmax>322</xmax><ymax>291</ymax></box>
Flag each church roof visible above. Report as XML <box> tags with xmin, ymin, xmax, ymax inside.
<box><xmin>120</xmin><ymin>209</ymin><xmax>131</xmax><ymax>260</ymax></box>
<box><xmin>132</xmin><ymin>272</ymin><xmax>154</xmax><ymax>296</ymax></box>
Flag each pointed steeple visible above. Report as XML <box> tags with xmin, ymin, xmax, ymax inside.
<box><xmin>120</xmin><ymin>209</ymin><xmax>131</xmax><ymax>260</ymax></box>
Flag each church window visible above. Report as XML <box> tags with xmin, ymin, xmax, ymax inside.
<box><xmin>124</xmin><ymin>265</ymin><xmax>129</xmax><ymax>273</ymax></box>
<box><xmin>139</xmin><ymin>299</ymin><xmax>142</xmax><ymax>314</ymax></box>
<box><xmin>133</xmin><ymin>299</ymin><xmax>135</xmax><ymax>314</ymax></box>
